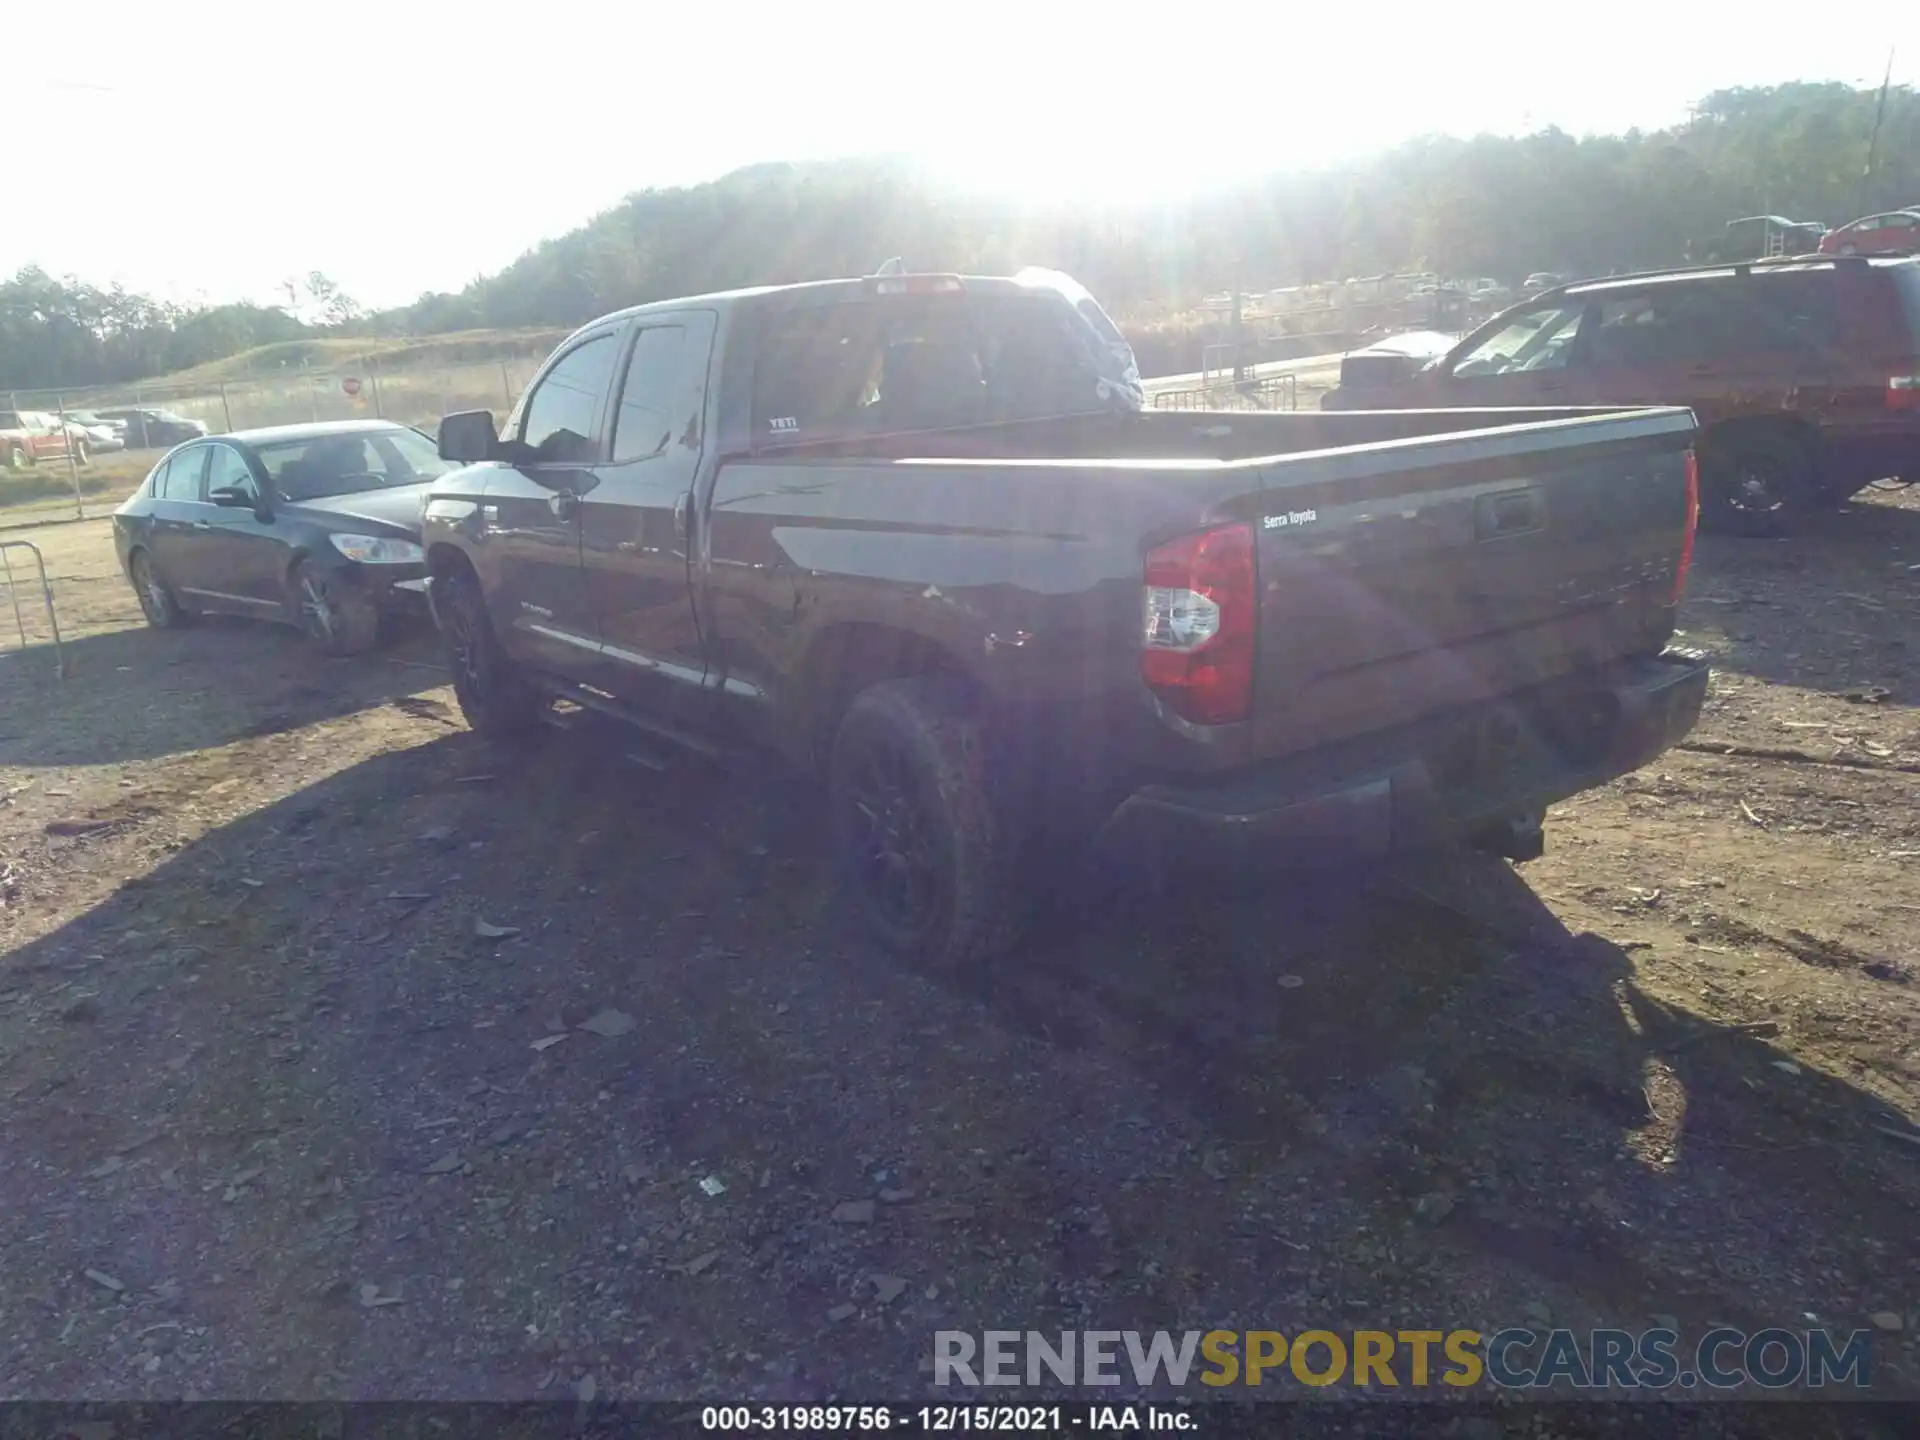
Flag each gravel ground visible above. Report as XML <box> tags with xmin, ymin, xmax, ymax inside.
<box><xmin>1</xmin><ymin>495</ymin><xmax>1917</xmax><ymax>1411</ymax></box>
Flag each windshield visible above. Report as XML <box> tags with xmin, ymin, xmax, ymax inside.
<box><xmin>256</xmin><ymin>428</ymin><xmax>451</xmax><ymax>500</ymax></box>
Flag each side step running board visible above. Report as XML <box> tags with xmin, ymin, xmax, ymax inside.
<box><xmin>531</xmin><ymin>675</ymin><xmax>732</xmax><ymax>763</ymax></box>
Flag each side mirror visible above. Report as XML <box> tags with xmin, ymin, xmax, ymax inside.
<box><xmin>209</xmin><ymin>486</ymin><xmax>254</xmax><ymax>509</ymax></box>
<box><xmin>438</xmin><ymin>410</ymin><xmax>499</xmax><ymax>464</ymax></box>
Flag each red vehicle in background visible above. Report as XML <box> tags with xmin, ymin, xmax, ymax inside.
<box><xmin>1819</xmin><ymin>211</ymin><xmax>1920</xmax><ymax>257</ymax></box>
<box><xmin>0</xmin><ymin>409</ymin><xmax>89</xmax><ymax>471</ymax></box>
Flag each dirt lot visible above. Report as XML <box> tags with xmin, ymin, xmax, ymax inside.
<box><xmin>1</xmin><ymin>493</ymin><xmax>1917</xmax><ymax>1411</ymax></box>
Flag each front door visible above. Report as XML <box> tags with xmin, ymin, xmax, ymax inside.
<box><xmin>1434</xmin><ymin>298</ymin><xmax>1591</xmax><ymax>408</ymax></box>
<box><xmin>482</xmin><ymin>326</ymin><xmax>625</xmax><ymax>678</ymax></box>
<box><xmin>578</xmin><ymin>312</ymin><xmax>716</xmax><ymax>714</ymax></box>
<box><xmin>198</xmin><ymin>441</ymin><xmax>288</xmax><ymax>616</ymax></box>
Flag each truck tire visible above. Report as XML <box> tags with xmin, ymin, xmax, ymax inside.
<box><xmin>7</xmin><ymin>444</ymin><xmax>30</xmax><ymax>470</ymax></box>
<box><xmin>829</xmin><ymin>676</ymin><xmax>1021</xmax><ymax>968</ymax></box>
<box><xmin>1697</xmin><ymin>427</ymin><xmax>1818</xmax><ymax>537</ymax></box>
<box><xmin>437</xmin><ymin>565</ymin><xmax>543</xmax><ymax>740</ymax></box>
<box><xmin>290</xmin><ymin>559</ymin><xmax>382</xmax><ymax>656</ymax></box>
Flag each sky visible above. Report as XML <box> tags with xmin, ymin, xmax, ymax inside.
<box><xmin>11</xmin><ymin>0</ymin><xmax>1912</xmax><ymax>313</ymax></box>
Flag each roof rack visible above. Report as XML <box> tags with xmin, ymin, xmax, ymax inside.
<box><xmin>1553</xmin><ymin>254</ymin><xmax>1870</xmax><ymax>293</ymax></box>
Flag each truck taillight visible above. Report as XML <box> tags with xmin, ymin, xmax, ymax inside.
<box><xmin>1142</xmin><ymin>522</ymin><xmax>1256</xmax><ymax>725</ymax></box>
<box><xmin>1671</xmin><ymin>449</ymin><xmax>1699</xmax><ymax>606</ymax></box>
<box><xmin>1889</xmin><ymin>375</ymin><xmax>1920</xmax><ymax>411</ymax></box>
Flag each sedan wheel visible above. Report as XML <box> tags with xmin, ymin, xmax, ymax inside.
<box><xmin>128</xmin><ymin>550</ymin><xmax>188</xmax><ymax>629</ymax></box>
<box><xmin>291</xmin><ymin>560</ymin><xmax>382</xmax><ymax>656</ymax></box>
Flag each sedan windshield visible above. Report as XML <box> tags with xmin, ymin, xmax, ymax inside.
<box><xmin>256</xmin><ymin>428</ymin><xmax>451</xmax><ymax>501</ymax></box>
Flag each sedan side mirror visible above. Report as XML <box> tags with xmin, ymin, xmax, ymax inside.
<box><xmin>209</xmin><ymin>486</ymin><xmax>255</xmax><ymax>508</ymax></box>
<box><xmin>438</xmin><ymin>410</ymin><xmax>499</xmax><ymax>464</ymax></box>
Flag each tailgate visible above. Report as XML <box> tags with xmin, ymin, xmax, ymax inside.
<box><xmin>1244</xmin><ymin>407</ymin><xmax>1696</xmax><ymax>753</ymax></box>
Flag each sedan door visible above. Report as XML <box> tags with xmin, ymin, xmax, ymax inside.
<box><xmin>196</xmin><ymin>441</ymin><xmax>291</xmax><ymax>616</ymax></box>
<box><xmin>146</xmin><ymin>445</ymin><xmax>211</xmax><ymax>593</ymax></box>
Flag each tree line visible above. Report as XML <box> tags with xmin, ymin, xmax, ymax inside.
<box><xmin>3</xmin><ymin>80</ymin><xmax>1915</xmax><ymax>393</ymax></box>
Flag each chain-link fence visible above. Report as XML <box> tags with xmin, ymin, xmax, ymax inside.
<box><xmin>3</xmin><ymin>337</ymin><xmax>557</xmax><ymax>523</ymax></box>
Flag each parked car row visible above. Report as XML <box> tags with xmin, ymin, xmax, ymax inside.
<box><xmin>115</xmin><ymin>265</ymin><xmax>1710</xmax><ymax>968</ymax></box>
<box><xmin>0</xmin><ymin>405</ymin><xmax>209</xmax><ymax>471</ymax></box>
<box><xmin>1324</xmin><ymin>253</ymin><xmax>1920</xmax><ymax>534</ymax></box>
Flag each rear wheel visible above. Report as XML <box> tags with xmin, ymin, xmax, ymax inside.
<box><xmin>128</xmin><ymin>549</ymin><xmax>190</xmax><ymax>629</ymax></box>
<box><xmin>828</xmin><ymin>676</ymin><xmax>1021</xmax><ymax>968</ymax></box>
<box><xmin>1697</xmin><ymin>428</ymin><xmax>1819</xmax><ymax>537</ymax></box>
<box><xmin>291</xmin><ymin>559</ymin><xmax>382</xmax><ymax>656</ymax></box>
<box><xmin>437</xmin><ymin>565</ymin><xmax>543</xmax><ymax>740</ymax></box>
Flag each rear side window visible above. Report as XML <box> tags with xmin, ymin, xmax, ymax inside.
<box><xmin>1892</xmin><ymin>267</ymin><xmax>1920</xmax><ymax>351</ymax></box>
<box><xmin>165</xmin><ymin>447</ymin><xmax>208</xmax><ymax>498</ymax></box>
<box><xmin>611</xmin><ymin>325</ymin><xmax>690</xmax><ymax>463</ymax></box>
<box><xmin>1724</xmin><ymin>274</ymin><xmax>1838</xmax><ymax>353</ymax></box>
<box><xmin>1584</xmin><ymin>276</ymin><xmax>1836</xmax><ymax>366</ymax></box>
<box><xmin>751</xmin><ymin>294</ymin><xmax>1108</xmax><ymax>445</ymax></box>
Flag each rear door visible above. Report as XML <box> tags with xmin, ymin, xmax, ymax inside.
<box><xmin>578</xmin><ymin>311</ymin><xmax>717</xmax><ymax>712</ymax></box>
<box><xmin>147</xmin><ymin>445</ymin><xmax>210</xmax><ymax>591</ymax></box>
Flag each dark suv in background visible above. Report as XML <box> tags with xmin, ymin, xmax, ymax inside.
<box><xmin>1324</xmin><ymin>256</ymin><xmax>1920</xmax><ymax>534</ymax></box>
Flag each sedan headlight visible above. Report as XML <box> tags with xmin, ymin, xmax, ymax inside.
<box><xmin>329</xmin><ymin>534</ymin><xmax>424</xmax><ymax>564</ymax></box>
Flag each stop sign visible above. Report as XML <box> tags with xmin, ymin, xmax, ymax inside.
<box><xmin>342</xmin><ymin>376</ymin><xmax>363</xmax><ymax>397</ymax></box>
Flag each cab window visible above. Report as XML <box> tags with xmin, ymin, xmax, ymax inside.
<box><xmin>518</xmin><ymin>333</ymin><xmax>620</xmax><ymax>464</ymax></box>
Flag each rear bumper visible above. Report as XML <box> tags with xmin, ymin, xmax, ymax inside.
<box><xmin>1093</xmin><ymin>651</ymin><xmax>1709</xmax><ymax>864</ymax></box>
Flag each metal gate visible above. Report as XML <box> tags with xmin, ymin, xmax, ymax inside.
<box><xmin>1152</xmin><ymin>373</ymin><xmax>1299</xmax><ymax>412</ymax></box>
<box><xmin>0</xmin><ymin>541</ymin><xmax>68</xmax><ymax>678</ymax></box>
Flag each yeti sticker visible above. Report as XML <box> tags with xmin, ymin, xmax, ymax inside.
<box><xmin>769</xmin><ymin>417</ymin><xmax>799</xmax><ymax>433</ymax></box>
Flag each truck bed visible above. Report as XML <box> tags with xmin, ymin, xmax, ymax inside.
<box><xmin>708</xmin><ymin>404</ymin><xmax>1698</xmax><ymax>782</ymax></box>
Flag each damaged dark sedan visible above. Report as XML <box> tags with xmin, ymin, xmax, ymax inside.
<box><xmin>112</xmin><ymin>419</ymin><xmax>447</xmax><ymax>654</ymax></box>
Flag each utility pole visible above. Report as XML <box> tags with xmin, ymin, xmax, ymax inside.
<box><xmin>1230</xmin><ymin>258</ymin><xmax>1245</xmax><ymax>385</ymax></box>
<box><xmin>1857</xmin><ymin>49</ymin><xmax>1896</xmax><ymax>217</ymax></box>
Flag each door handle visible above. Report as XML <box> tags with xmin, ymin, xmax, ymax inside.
<box><xmin>193</xmin><ymin>520</ymin><xmax>214</xmax><ymax>530</ymax></box>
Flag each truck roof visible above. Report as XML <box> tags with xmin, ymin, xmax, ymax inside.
<box><xmin>561</xmin><ymin>273</ymin><xmax>1062</xmax><ymax>345</ymax></box>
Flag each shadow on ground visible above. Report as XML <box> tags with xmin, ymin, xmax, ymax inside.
<box><xmin>0</xmin><ymin>619</ymin><xmax>446</xmax><ymax>768</ymax></box>
<box><xmin>2</xmin><ymin>713</ymin><xmax>1912</xmax><ymax>1402</ymax></box>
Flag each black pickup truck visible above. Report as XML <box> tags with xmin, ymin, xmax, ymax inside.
<box><xmin>421</xmin><ymin>268</ymin><xmax>1709</xmax><ymax>965</ymax></box>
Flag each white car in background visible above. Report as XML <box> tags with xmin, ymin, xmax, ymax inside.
<box><xmin>55</xmin><ymin>411</ymin><xmax>127</xmax><ymax>454</ymax></box>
